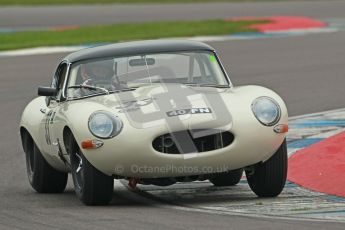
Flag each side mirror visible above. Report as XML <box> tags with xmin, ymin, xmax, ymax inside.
<box><xmin>38</xmin><ymin>86</ymin><xmax>57</xmax><ymax>97</ymax></box>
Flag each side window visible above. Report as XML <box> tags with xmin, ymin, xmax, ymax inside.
<box><xmin>52</xmin><ymin>63</ymin><xmax>68</xmax><ymax>100</ymax></box>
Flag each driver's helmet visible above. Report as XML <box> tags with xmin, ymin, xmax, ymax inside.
<box><xmin>81</xmin><ymin>59</ymin><xmax>114</xmax><ymax>84</ymax></box>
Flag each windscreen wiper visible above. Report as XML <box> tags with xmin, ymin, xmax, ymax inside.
<box><xmin>184</xmin><ymin>83</ymin><xmax>230</xmax><ymax>88</ymax></box>
<box><xmin>111</xmin><ymin>86</ymin><xmax>138</xmax><ymax>93</ymax></box>
<box><xmin>68</xmin><ymin>85</ymin><xmax>109</xmax><ymax>94</ymax></box>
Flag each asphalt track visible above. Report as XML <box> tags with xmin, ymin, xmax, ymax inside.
<box><xmin>1</xmin><ymin>30</ymin><xmax>345</xmax><ymax>229</ymax></box>
<box><xmin>1</xmin><ymin>1</ymin><xmax>345</xmax><ymax>229</ymax></box>
<box><xmin>0</xmin><ymin>0</ymin><xmax>345</xmax><ymax>28</ymax></box>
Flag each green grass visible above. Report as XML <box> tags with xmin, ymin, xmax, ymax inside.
<box><xmin>0</xmin><ymin>0</ymin><xmax>289</xmax><ymax>5</ymax></box>
<box><xmin>0</xmin><ymin>20</ymin><xmax>262</xmax><ymax>51</ymax></box>
<box><xmin>291</xmin><ymin>207</ymin><xmax>312</xmax><ymax>212</ymax></box>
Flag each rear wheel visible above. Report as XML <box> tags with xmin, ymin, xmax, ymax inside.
<box><xmin>246</xmin><ymin>139</ymin><xmax>287</xmax><ymax>197</ymax></box>
<box><xmin>67</xmin><ymin>136</ymin><xmax>114</xmax><ymax>205</ymax></box>
<box><xmin>209</xmin><ymin>169</ymin><xmax>243</xmax><ymax>186</ymax></box>
<box><xmin>23</xmin><ymin>134</ymin><xmax>67</xmax><ymax>193</ymax></box>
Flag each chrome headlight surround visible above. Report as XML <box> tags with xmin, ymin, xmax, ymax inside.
<box><xmin>88</xmin><ymin>111</ymin><xmax>123</xmax><ymax>139</ymax></box>
<box><xmin>251</xmin><ymin>97</ymin><xmax>281</xmax><ymax>126</ymax></box>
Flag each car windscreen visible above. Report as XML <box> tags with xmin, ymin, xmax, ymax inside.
<box><xmin>66</xmin><ymin>51</ymin><xmax>229</xmax><ymax>99</ymax></box>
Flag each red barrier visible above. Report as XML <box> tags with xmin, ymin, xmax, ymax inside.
<box><xmin>229</xmin><ymin>16</ymin><xmax>326</xmax><ymax>32</ymax></box>
<box><xmin>288</xmin><ymin>131</ymin><xmax>345</xmax><ymax>197</ymax></box>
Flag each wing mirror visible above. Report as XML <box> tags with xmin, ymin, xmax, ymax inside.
<box><xmin>38</xmin><ymin>86</ymin><xmax>57</xmax><ymax>97</ymax></box>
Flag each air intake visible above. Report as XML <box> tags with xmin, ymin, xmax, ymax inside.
<box><xmin>152</xmin><ymin>129</ymin><xmax>234</xmax><ymax>154</ymax></box>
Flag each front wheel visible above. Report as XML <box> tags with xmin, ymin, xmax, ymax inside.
<box><xmin>246</xmin><ymin>139</ymin><xmax>287</xmax><ymax>197</ymax></box>
<box><xmin>68</xmin><ymin>137</ymin><xmax>114</xmax><ymax>205</ymax></box>
<box><xmin>209</xmin><ymin>169</ymin><xmax>243</xmax><ymax>186</ymax></box>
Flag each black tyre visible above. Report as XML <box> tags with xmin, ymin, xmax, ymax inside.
<box><xmin>246</xmin><ymin>139</ymin><xmax>287</xmax><ymax>197</ymax></box>
<box><xmin>23</xmin><ymin>134</ymin><xmax>68</xmax><ymax>193</ymax></box>
<box><xmin>67</xmin><ymin>136</ymin><xmax>114</xmax><ymax>205</ymax></box>
<box><xmin>209</xmin><ymin>168</ymin><xmax>243</xmax><ymax>186</ymax></box>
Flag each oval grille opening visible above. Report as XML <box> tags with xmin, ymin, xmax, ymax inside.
<box><xmin>152</xmin><ymin>129</ymin><xmax>234</xmax><ymax>154</ymax></box>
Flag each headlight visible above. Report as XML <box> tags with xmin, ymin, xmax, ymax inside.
<box><xmin>88</xmin><ymin>111</ymin><xmax>123</xmax><ymax>139</ymax></box>
<box><xmin>251</xmin><ymin>97</ymin><xmax>281</xmax><ymax>126</ymax></box>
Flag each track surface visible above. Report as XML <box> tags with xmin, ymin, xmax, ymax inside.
<box><xmin>1</xmin><ymin>1</ymin><xmax>345</xmax><ymax>229</ymax></box>
<box><xmin>1</xmin><ymin>32</ymin><xmax>345</xmax><ymax>229</ymax></box>
<box><xmin>0</xmin><ymin>1</ymin><xmax>345</xmax><ymax>28</ymax></box>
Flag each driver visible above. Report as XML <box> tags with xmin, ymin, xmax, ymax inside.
<box><xmin>80</xmin><ymin>60</ymin><xmax>115</xmax><ymax>87</ymax></box>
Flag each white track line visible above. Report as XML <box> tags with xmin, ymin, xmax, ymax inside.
<box><xmin>0</xmin><ymin>46</ymin><xmax>84</xmax><ymax>57</ymax></box>
<box><xmin>289</xmin><ymin>107</ymin><xmax>345</xmax><ymax>120</ymax></box>
<box><xmin>115</xmin><ymin>180</ymin><xmax>345</xmax><ymax>224</ymax></box>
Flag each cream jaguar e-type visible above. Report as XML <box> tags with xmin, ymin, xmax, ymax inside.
<box><xmin>20</xmin><ymin>40</ymin><xmax>288</xmax><ymax>205</ymax></box>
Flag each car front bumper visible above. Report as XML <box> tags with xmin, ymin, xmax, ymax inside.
<box><xmin>80</xmin><ymin>113</ymin><xmax>287</xmax><ymax>178</ymax></box>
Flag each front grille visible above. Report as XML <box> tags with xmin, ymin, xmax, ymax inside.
<box><xmin>152</xmin><ymin>129</ymin><xmax>234</xmax><ymax>154</ymax></box>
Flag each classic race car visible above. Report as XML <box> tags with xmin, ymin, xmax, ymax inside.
<box><xmin>20</xmin><ymin>39</ymin><xmax>288</xmax><ymax>205</ymax></box>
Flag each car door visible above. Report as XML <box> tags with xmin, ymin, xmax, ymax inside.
<box><xmin>44</xmin><ymin>62</ymin><xmax>69</xmax><ymax>164</ymax></box>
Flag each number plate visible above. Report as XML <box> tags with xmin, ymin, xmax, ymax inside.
<box><xmin>166</xmin><ymin>108</ymin><xmax>212</xmax><ymax>117</ymax></box>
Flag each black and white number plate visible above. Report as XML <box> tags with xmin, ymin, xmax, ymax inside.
<box><xmin>166</xmin><ymin>108</ymin><xmax>212</xmax><ymax>117</ymax></box>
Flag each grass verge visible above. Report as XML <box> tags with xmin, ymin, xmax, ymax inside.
<box><xmin>0</xmin><ymin>20</ymin><xmax>262</xmax><ymax>51</ymax></box>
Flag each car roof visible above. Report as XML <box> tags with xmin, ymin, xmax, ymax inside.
<box><xmin>64</xmin><ymin>39</ymin><xmax>215</xmax><ymax>63</ymax></box>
